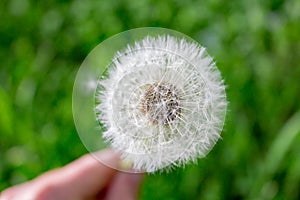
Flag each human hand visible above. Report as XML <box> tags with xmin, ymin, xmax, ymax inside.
<box><xmin>0</xmin><ymin>149</ymin><xmax>144</xmax><ymax>200</ymax></box>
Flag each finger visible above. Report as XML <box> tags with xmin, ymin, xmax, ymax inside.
<box><xmin>105</xmin><ymin>172</ymin><xmax>144</xmax><ymax>200</ymax></box>
<box><xmin>35</xmin><ymin>149</ymin><xmax>120</xmax><ymax>199</ymax></box>
<box><xmin>0</xmin><ymin>182</ymin><xmax>34</xmax><ymax>200</ymax></box>
<box><xmin>0</xmin><ymin>149</ymin><xmax>120</xmax><ymax>200</ymax></box>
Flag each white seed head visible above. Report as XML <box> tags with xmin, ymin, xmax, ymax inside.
<box><xmin>96</xmin><ymin>35</ymin><xmax>227</xmax><ymax>172</ymax></box>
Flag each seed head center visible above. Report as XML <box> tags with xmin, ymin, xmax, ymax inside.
<box><xmin>141</xmin><ymin>82</ymin><xmax>181</xmax><ymax>125</ymax></box>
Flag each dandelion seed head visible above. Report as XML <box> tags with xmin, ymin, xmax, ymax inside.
<box><xmin>95</xmin><ymin>35</ymin><xmax>227</xmax><ymax>172</ymax></box>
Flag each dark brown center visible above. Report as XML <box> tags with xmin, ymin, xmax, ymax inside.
<box><xmin>141</xmin><ymin>82</ymin><xmax>181</xmax><ymax>125</ymax></box>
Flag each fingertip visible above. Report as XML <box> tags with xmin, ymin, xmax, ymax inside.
<box><xmin>91</xmin><ymin>149</ymin><xmax>121</xmax><ymax>169</ymax></box>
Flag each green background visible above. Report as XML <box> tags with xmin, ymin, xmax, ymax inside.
<box><xmin>1</xmin><ymin>0</ymin><xmax>300</xmax><ymax>199</ymax></box>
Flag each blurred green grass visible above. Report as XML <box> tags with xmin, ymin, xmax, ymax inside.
<box><xmin>1</xmin><ymin>0</ymin><xmax>300</xmax><ymax>199</ymax></box>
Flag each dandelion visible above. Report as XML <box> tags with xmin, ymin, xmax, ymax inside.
<box><xmin>95</xmin><ymin>35</ymin><xmax>227</xmax><ymax>172</ymax></box>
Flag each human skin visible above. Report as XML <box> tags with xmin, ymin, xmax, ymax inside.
<box><xmin>0</xmin><ymin>150</ymin><xmax>144</xmax><ymax>200</ymax></box>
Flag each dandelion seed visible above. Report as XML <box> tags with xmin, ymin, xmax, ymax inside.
<box><xmin>95</xmin><ymin>35</ymin><xmax>227</xmax><ymax>172</ymax></box>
